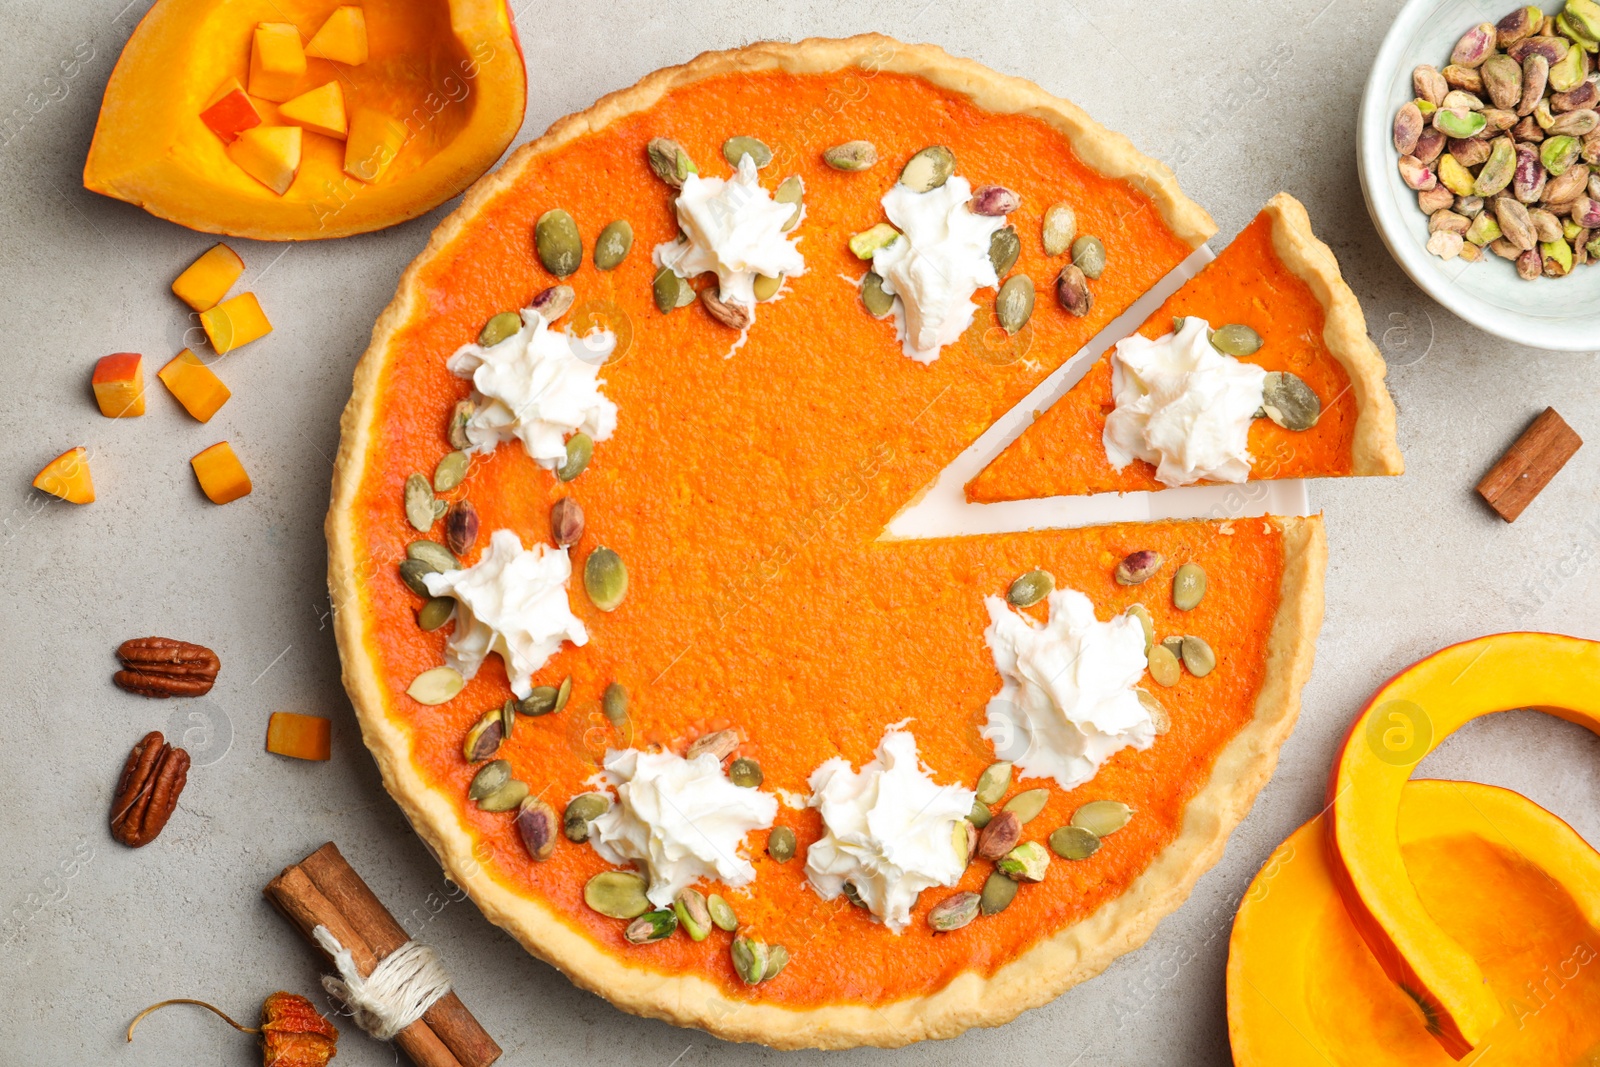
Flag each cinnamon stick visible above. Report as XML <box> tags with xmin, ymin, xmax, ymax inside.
<box><xmin>1476</xmin><ymin>407</ymin><xmax>1582</xmax><ymax>522</ymax></box>
<box><xmin>298</xmin><ymin>843</ymin><xmax>501</xmax><ymax>1067</ymax></box>
<box><xmin>265</xmin><ymin>864</ymin><xmax>463</xmax><ymax>1067</ymax></box>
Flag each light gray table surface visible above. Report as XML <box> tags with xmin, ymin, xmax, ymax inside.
<box><xmin>5</xmin><ymin>1</ymin><xmax>1600</xmax><ymax>1064</ymax></box>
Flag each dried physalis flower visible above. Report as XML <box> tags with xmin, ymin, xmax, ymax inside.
<box><xmin>128</xmin><ymin>992</ymin><xmax>337</xmax><ymax>1066</ymax></box>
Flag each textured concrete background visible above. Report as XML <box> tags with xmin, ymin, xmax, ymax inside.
<box><xmin>4</xmin><ymin>0</ymin><xmax>1600</xmax><ymax>1064</ymax></box>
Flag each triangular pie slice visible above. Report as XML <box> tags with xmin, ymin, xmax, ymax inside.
<box><xmin>328</xmin><ymin>36</ymin><xmax>1331</xmax><ymax>1049</ymax></box>
<box><xmin>968</xmin><ymin>193</ymin><xmax>1402</xmax><ymax>503</ymax></box>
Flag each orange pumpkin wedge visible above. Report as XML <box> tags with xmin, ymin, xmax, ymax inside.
<box><xmin>33</xmin><ymin>447</ymin><xmax>94</xmax><ymax>503</ymax></box>
<box><xmin>968</xmin><ymin>194</ymin><xmax>1402</xmax><ymax>502</ymax></box>
<box><xmin>83</xmin><ymin>0</ymin><xmax>526</xmax><ymax>240</ymax></box>
<box><xmin>1229</xmin><ymin>779</ymin><xmax>1600</xmax><ymax>1066</ymax></box>
<box><xmin>1328</xmin><ymin>633</ymin><xmax>1600</xmax><ymax>1056</ymax></box>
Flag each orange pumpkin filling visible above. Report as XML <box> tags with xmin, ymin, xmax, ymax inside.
<box><xmin>969</xmin><ymin>211</ymin><xmax>1358</xmax><ymax>502</ymax></box>
<box><xmin>346</xmin><ymin>68</ymin><xmax>1294</xmax><ymax>1006</ymax></box>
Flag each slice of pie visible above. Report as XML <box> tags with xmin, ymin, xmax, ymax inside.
<box><xmin>328</xmin><ymin>35</ymin><xmax>1335</xmax><ymax>1048</ymax></box>
<box><xmin>968</xmin><ymin>193</ymin><xmax>1403</xmax><ymax>503</ymax></box>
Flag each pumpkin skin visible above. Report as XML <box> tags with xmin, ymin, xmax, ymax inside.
<box><xmin>1327</xmin><ymin>633</ymin><xmax>1600</xmax><ymax>1057</ymax></box>
<box><xmin>82</xmin><ymin>0</ymin><xmax>525</xmax><ymax>240</ymax></box>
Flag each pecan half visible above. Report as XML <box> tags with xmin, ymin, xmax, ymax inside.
<box><xmin>114</xmin><ymin>637</ymin><xmax>219</xmax><ymax>697</ymax></box>
<box><xmin>110</xmin><ymin>731</ymin><xmax>189</xmax><ymax>847</ymax></box>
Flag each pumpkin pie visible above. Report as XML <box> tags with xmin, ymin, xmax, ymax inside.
<box><xmin>328</xmin><ymin>35</ymin><xmax>1337</xmax><ymax>1047</ymax></box>
<box><xmin>968</xmin><ymin>193</ymin><xmax>1403</xmax><ymax>502</ymax></box>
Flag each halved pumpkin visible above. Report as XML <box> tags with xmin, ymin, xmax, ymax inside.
<box><xmin>83</xmin><ymin>0</ymin><xmax>526</xmax><ymax>240</ymax></box>
<box><xmin>1327</xmin><ymin>633</ymin><xmax>1600</xmax><ymax>1056</ymax></box>
<box><xmin>1229</xmin><ymin>780</ymin><xmax>1600</xmax><ymax>1066</ymax></box>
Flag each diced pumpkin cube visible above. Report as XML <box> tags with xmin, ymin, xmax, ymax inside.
<box><xmin>191</xmin><ymin>441</ymin><xmax>252</xmax><ymax>504</ymax></box>
<box><xmin>266</xmin><ymin>711</ymin><xmax>332</xmax><ymax>760</ymax></box>
<box><xmin>158</xmin><ymin>350</ymin><xmax>232</xmax><ymax>422</ymax></box>
<box><xmin>171</xmin><ymin>243</ymin><xmax>244</xmax><ymax>312</ymax></box>
<box><xmin>279</xmin><ymin>81</ymin><xmax>347</xmax><ymax>140</ymax></box>
<box><xmin>33</xmin><ymin>446</ymin><xmax>94</xmax><ymax>504</ymax></box>
<box><xmin>91</xmin><ymin>352</ymin><xmax>145</xmax><ymax>418</ymax></box>
<box><xmin>248</xmin><ymin>22</ymin><xmax>307</xmax><ymax>102</ymax></box>
<box><xmin>200</xmin><ymin>292</ymin><xmax>272</xmax><ymax>353</ymax></box>
<box><xmin>306</xmin><ymin>6</ymin><xmax>368</xmax><ymax>66</ymax></box>
<box><xmin>344</xmin><ymin>107</ymin><xmax>407</xmax><ymax>183</ymax></box>
<box><xmin>199</xmin><ymin>78</ymin><xmax>262</xmax><ymax>143</ymax></box>
<box><xmin>227</xmin><ymin>125</ymin><xmax>302</xmax><ymax>195</ymax></box>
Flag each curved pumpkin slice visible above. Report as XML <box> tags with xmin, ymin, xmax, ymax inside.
<box><xmin>83</xmin><ymin>0</ymin><xmax>525</xmax><ymax>240</ymax></box>
<box><xmin>1328</xmin><ymin>633</ymin><xmax>1600</xmax><ymax>1056</ymax></box>
<box><xmin>1229</xmin><ymin>780</ymin><xmax>1600</xmax><ymax>1067</ymax></box>
<box><xmin>967</xmin><ymin>193</ymin><xmax>1402</xmax><ymax>502</ymax></box>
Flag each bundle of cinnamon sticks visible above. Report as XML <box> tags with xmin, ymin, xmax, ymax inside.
<box><xmin>265</xmin><ymin>842</ymin><xmax>500</xmax><ymax>1067</ymax></box>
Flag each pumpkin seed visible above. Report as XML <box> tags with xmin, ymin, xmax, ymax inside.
<box><xmin>433</xmin><ymin>451</ymin><xmax>469</xmax><ymax>493</ymax></box>
<box><xmin>1261</xmin><ymin>371</ymin><xmax>1321</xmax><ymax>431</ymax></box>
<box><xmin>1006</xmin><ymin>569</ymin><xmax>1054</xmax><ymax>608</ymax></box>
<box><xmin>1049</xmin><ymin>825</ymin><xmax>1102</xmax><ymax>861</ymax></box>
<box><xmin>407</xmin><ymin>540</ymin><xmax>458</xmax><ymax>572</ymax></box>
<box><xmin>722</xmin><ymin>135</ymin><xmax>772</xmax><ymax>169</ymax></box>
<box><xmin>652</xmin><ymin>268</ymin><xmax>681</xmax><ymax>313</ymax></box>
<box><xmin>593</xmin><ymin>220</ymin><xmax>633</xmax><ymax>271</ymax></box>
<box><xmin>1180</xmin><ymin>635</ymin><xmax>1217</xmax><ymax>677</ymax></box>
<box><xmin>1125</xmin><ymin>604</ymin><xmax>1155</xmax><ymax>654</ymax></box>
<box><xmin>518</xmin><ymin>685</ymin><xmax>559</xmax><ymax>716</ymax></box>
<box><xmin>530</xmin><ymin>284</ymin><xmax>575</xmax><ymax>322</ymax></box>
<box><xmin>1002</xmin><ymin>788</ymin><xmax>1050</xmax><ymax>824</ymax></box>
<box><xmin>468</xmin><ymin>759</ymin><xmax>511</xmax><ymax>800</ymax></box>
<box><xmin>900</xmin><ymin>145</ymin><xmax>955</xmax><ymax>192</ymax></box>
<box><xmin>1137</xmin><ymin>688</ymin><xmax>1171</xmax><ymax>735</ymax></box>
<box><xmin>624</xmin><ymin>908</ymin><xmax>678</xmax><ymax>944</ymax></box>
<box><xmin>674</xmin><ymin>888</ymin><xmax>712</xmax><ymax>941</ymax></box>
<box><xmin>602</xmin><ymin>682</ymin><xmax>628</xmax><ymax>723</ymax></box>
<box><xmin>478</xmin><ymin>778</ymin><xmax>530</xmax><ymax>813</ymax></box>
<box><xmin>998</xmin><ymin>841</ymin><xmax>1050</xmax><ymax>882</ymax></box>
<box><xmin>775</xmin><ymin>176</ymin><xmax>804</xmax><ymax>232</ymax></box>
<box><xmin>861</xmin><ymin>272</ymin><xmax>895</xmax><ymax>318</ymax></box>
<box><xmin>731</xmin><ymin>935</ymin><xmax>769</xmax><ymax>984</ymax></box>
<box><xmin>767</xmin><ymin>825</ymin><xmax>797</xmax><ymax>863</ymax></box>
<box><xmin>462</xmin><ymin>708</ymin><xmax>504</xmax><ymax>762</ymax></box>
<box><xmin>557</xmin><ymin>433</ymin><xmax>593</xmax><ymax>482</ymax></box>
<box><xmin>1210</xmin><ymin>323</ymin><xmax>1264</xmax><ymax>356</ymax></box>
<box><xmin>404</xmin><ymin>474</ymin><xmax>435</xmax><ymax>531</ymax></box>
<box><xmin>399</xmin><ymin>559</ymin><xmax>436</xmax><ymax>597</ymax></box>
<box><xmin>515</xmin><ymin>796</ymin><xmax>557</xmax><ymax>860</ymax></box>
<box><xmin>842</xmin><ymin>882</ymin><xmax>867</xmax><ymax>908</ymax></box>
<box><xmin>989</xmin><ymin>225</ymin><xmax>1020</xmax><ymax>277</ymax></box>
<box><xmin>478</xmin><ymin>311</ymin><xmax>522</xmax><ymax>348</ymax></box>
<box><xmin>500</xmin><ymin>698</ymin><xmax>516</xmax><ymax>740</ymax></box>
<box><xmin>564</xmin><ymin>792</ymin><xmax>610</xmax><ymax>842</ymax></box>
<box><xmin>823</xmin><ymin>140</ymin><xmax>877</xmax><ymax>171</ymax></box>
<box><xmin>535</xmin><ymin>208</ymin><xmax>582</xmax><ymax>277</ymax></box>
<box><xmin>979</xmin><ymin>870</ymin><xmax>1018</xmax><ymax>914</ymax></box>
<box><xmin>1042</xmin><ymin>202</ymin><xmax>1077</xmax><ymax>255</ymax></box>
<box><xmin>1161</xmin><ymin>635</ymin><xmax>1184</xmax><ymax>659</ymax></box>
<box><xmin>729</xmin><ymin>757</ymin><xmax>763</xmax><ymax>788</ymax></box>
<box><xmin>707</xmin><ymin>893</ymin><xmax>739</xmax><ymax>931</ymax></box>
<box><xmin>585</xmin><ymin>871</ymin><xmax>651</xmax><ymax>919</ymax></box>
<box><xmin>584</xmin><ymin>547</ymin><xmax>628</xmax><ymax>611</ymax></box>
<box><xmin>1172</xmin><ymin>563</ymin><xmax>1207</xmax><ymax>611</ymax></box>
<box><xmin>1147</xmin><ymin>644</ymin><xmax>1182</xmax><ymax>687</ymax></box>
<box><xmin>407</xmin><ymin>666</ymin><xmax>463</xmax><ymax>705</ymax></box>
<box><xmin>764</xmin><ymin>943</ymin><xmax>790</xmax><ymax>980</ymax></box>
<box><xmin>928</xmin><ymin>891</ymin><xmax>981</xmax><ymax>932</ymax></box>
<box><xmin>448</xmin><ymin>399</ymin><xmax>474</xmax><ymax>450</ymax></box>
<box><xmin>1070</xmin><ymin>235</ymin><xmax>1107</xmax><ymax>279</ymax></box>
<box><xmin>1071</xmin><ymin>800</ymin><xmax>1133</xmax><ymax>837</ymax></box>
<box><xmin>752</xmin><ymin>274</ymin><xmax>782</xmax><ymax>302</ymax></box>
<box><xmin>1115</xmin><ymin>550</ymin><xmax>1163</xmax><ymax>586</ymax></box>
<box><xmin>646</xmin><ymin>137</ymin><xmax>697</xmax><ymax>187</ymax></box>
<box><xmin>432</xmin><ymin>499</ymin><xmax>448</xmax><ymax>521</ymax></box>
<box><xmin>995</xmin><ymin>275</ymin><xmax>1035</xmax><ymax>333</ymax></box>
<box><xmin>416</xmin><ymin>597</ymin><xmax>454</xmax><ymax>631</ymax></box>
<box><xmin>850</xmin><ymin>222</ymin><xmax>901</xmax><ymax>259</ymax></box>
<box><xmin>975</xmin><ymin>761</ymin><xmax>1013</xmax><ymax>805</ymax></box>
<box><xmin>968</xmin><ymin>799</ymin><xmax>993</xmax><ymax>828</ymax></box>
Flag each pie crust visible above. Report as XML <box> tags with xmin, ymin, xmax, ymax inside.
<box><xmin>328</xmin><ymin>34</ymin><xmax>1327</xmax><ymax>1047</ymax></box>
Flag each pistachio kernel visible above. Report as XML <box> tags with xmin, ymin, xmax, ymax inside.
<box><xmin>674</xmin><ymin>888</ymin><xmax>713</xmax><ymax>942</ymax></box>
<box><xmin>998</xmin><ymin>841</ymin><xmax>1051</xmax><ymax>883</ymax></box>
<box><xmin>731</xmin><ymin>936</ymin><xmax>770</xmax><ymax>984</ymax></box>
<box><xmin>969</xmin><ymin>184</ymin><xmax>1020</xmax><ymax>216</ymax></box>
<box><xmin>767</xmin><ymin>826</ymin><xmax>797</xmax><ymax>863</ymax></box>
<box><xmin>1172</xmin><ymin>562</ymin><xmax>1207</xmax><ymax>611</ymax></box>
<box><xmin>515</xmin><ymin>797</ymin><xmax>558</xmax><ymax>861</ymax></box>
<box><xmin>530</xmin><ymin>283</ymin><xmax>575</xmax><ymax>322</ymax></box>
<box><xmin>729</xmin><ymin>757</ymin><xmax>763</xmax><ymax>788</ymax></box>
<box><xmin>1054</xmin><ymin>264</ymin><xmax>1092</xmax><ymax>317</ymax></box>
<box><xmin>624</xmin><ymin>909</ymin><xmax>678</xmax><ymax>945</ymax></box>
<box><xmin>685</xmin><ymin>728</ymin><xmax>740</xmax><ymax>762</ymax></box>
<box><xmin>927</xmin><ymin>891</ymin><xmax>981</xmax><ymax>932</ymax></box>
<box><xmin>584</xmin><ymin>547</ymin><xmax>628</xmax><ymax>611</ymax></box>
<box><xmin>445</xmin><ymin>501</ymin><xmax>479</xmax><ymax>556</ymax></box>
<box><xmin>463</xmin><ymin>707</ymin><xmax>504</xmax><ymax>762</ymax></box>
<box><xmin>549</xmin><ymin>497</ymin><xmax>584</xmax><ymax>548</ymax></box>
<box><xmin>646</xmin><ymin>138</ymin><xmax>697</xmax><ymax>187</ymax></box>
<box><xmin>700</xmin><ymin>288</ymin><xmax>753</xmax><ymax>330</ymax></box>
<box><xmin>1115</xmin><ymin>550</ymin><xmax>1163</xmax><ymax>586</ymax></box>
<box><xmin>1006</xmin><ymin>568</ymin><xmax>1054</xmax><ymax>607</ymax></box>
<box><xmin>1049</xmin><ymin>824</ymin><xmax>1102</xmax><ymax>861</ymax></box>
<box><xmin>448</xmin><ymin>399</ymin><xmax>474</xmax><ymax>450</ymax></box>
<box><xmin>585</xmin><ymin>871</ymin><xmax>651</xmax><ymax>919</ymax></box>
<box><xmin>849</xmin><ymin>222</ymin><xmax>902</xmax><ymax>260</ymax></box>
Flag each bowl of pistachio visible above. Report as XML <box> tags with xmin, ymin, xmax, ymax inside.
<box><xmin>1359</xmin><ymin>0</ymin><xmax>1600</xmax><ymax>350</ymax></box>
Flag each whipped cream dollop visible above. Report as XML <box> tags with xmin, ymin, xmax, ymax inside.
<box><xmin>983</xmin><ymin>588</ymin><xmax>1154</xmax><ymax>792</ymax></box>
<box><xmin>446</xmin><ymin>308</ymin><xmax>617</xmax><ymax>470</ymax></box>
<box><xmin>422</xmin><ymin>529</ymin><xmax>587</xmax><ymax>698</ymax></box>
<box><xmin>591</xmin><ymin>748</ymin><xmax>779</xmax><ymax>907</ymax></box>
<box><xmin>653</xmin><ymin>153</ymin><xmax>806</xmax><ymax>320</ymax></box>
<box><xmin>804</xmin><ymin>728</ymin><xmax>975</xmax><ymax>932</ymax></box>
<box><xmin>871</xmin><ymin>175</ymin><xmax>1006</xmax><ymax>363</ymax></box>
<box><xmin>1102</xmin><ymin>316</ymin><xmax>1267</xmax><ymax>487</ymax></box>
